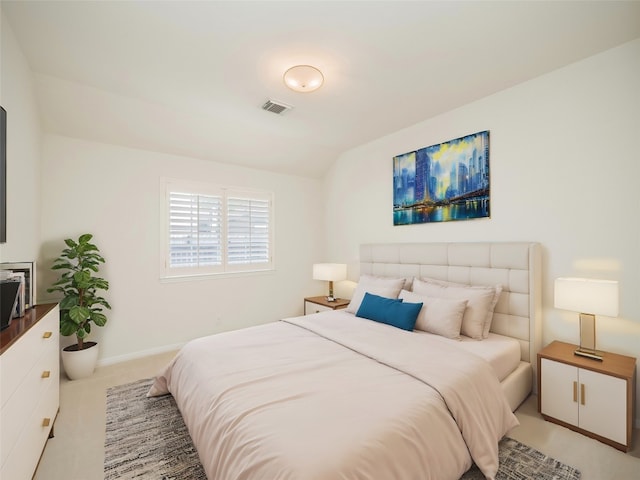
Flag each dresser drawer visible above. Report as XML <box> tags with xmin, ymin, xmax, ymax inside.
<box><xmin>0</xmin><ymin>307</ymin><xmax>59</xmax><ymax>408</ymax></box>
<box><xmin>0</xmin><ymin>336</ymin><xmax>59</xmax><ymax>467</ymax></box>
<box><xmin>0</xmin><ymin>379</ymin><xmax>59</xmax><ymax>480</ymax></box>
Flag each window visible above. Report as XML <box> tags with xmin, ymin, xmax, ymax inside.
<box><xmin>161</xmin><ymin>179</ymin><xmax>274</xmax><ymax>278</ymax></box>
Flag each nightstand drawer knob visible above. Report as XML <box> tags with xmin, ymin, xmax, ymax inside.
<box><xmin>43</xmin><ymin>331</ymin><xmax>53</xmax><ymax>339</ymax></box>
<box><xmin>42</xmin><ymin>418</ymin><xmax>51</xmax><ymax>427</ymax></box>
<box><xmin>42</xmin><ymin>370</ymin><xmax>51</xmax><ymax>378</ymax></box>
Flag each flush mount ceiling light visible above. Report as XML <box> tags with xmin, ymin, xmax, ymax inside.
<box><xmin>283</xmin><ymin>65</ymin><xmax>324</xmax><ymax>93</ymax></box>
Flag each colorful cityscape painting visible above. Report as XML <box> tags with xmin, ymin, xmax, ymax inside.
<box><xmin>393</xmin><ymin>131</ymin><xmax>490</xmax><ymax>225</ymax></box>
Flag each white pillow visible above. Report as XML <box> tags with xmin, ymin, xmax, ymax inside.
<box><xmin>399</xmin><ymin>290</ymin><xmax>467</xmax><ymax>339</ymax></box>
<box><xmin>414</xmin><ymin>277</ymin><xmax>503</xmax><ymax>338</ymax></box>
<box><xmin>346</xmin><ymin>275</ymin><xmax>405</xmax><ymax>313</ymax></box>
<box><xmin>412</xmin><ymin>278</ymin><xmax>501</xmax><ymax>340</ymax></box>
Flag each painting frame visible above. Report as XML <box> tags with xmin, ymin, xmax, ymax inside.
<box><xmin>393</xmin><ymin>130</ymin><xmax>490</xmax><ymax>226</ymax></box>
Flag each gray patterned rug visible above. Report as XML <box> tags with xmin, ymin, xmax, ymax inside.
<box><xmin>105</xmin><ymin>378</ymin><xmax>581</xmax><ymax>480</ymax></box>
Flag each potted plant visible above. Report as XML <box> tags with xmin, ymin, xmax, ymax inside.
<box><xmin>47</xmin><ymin>233</ymin><xmax>111</xmax><ymax>380</ymax></box>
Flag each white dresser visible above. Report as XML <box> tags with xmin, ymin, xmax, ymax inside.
<box><xmin>0</xmin><ymin>304</ymin><xmax>60</xmax><ymax>479</ymax></box>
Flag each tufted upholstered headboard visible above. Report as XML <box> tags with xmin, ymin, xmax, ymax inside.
<box><xmin>359</xmin><ymin>242</ymin><xmax>542</xmax><ymax>386</ymax></box>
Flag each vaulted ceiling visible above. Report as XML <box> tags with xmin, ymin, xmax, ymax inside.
<box><xmin>3</xmin><ymin>1</ymin><xmax>640</xmax><ymax>178</ymax></box>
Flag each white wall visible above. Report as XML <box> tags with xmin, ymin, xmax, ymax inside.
<box><xmin>39</xmin><ymin>135</ymin><xmax>325</xmax><ymax>363</ymax></box>
<box><xmin>0</xmin><ymin>13</ymin><xmax>42</xmax><ymax>263</ymax></box>
<box><xmin>324</xmin><ymin>39</ymin><xmax>640</xmax><ymax>424</ymax></box>
<box><xmin>2</xmin><ymin>14</ymin><xmax>326</xmax><ymax>364</ymax></box>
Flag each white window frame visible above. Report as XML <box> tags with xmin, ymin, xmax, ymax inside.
<box><xmin>160</xmin><ymin>178</ymin><xmax>274</xmax><ymax>279</ymax></box>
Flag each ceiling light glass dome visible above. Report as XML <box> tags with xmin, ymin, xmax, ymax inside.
<box><xmin>283</xmin><ymin>65</ymin><xmax>324</xmax><ymax>93</ymax></box>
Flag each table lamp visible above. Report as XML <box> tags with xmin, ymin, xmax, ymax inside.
<box><xmin>554</xmin><ymin>277</ymin><xmax>619</xmax><ymax>361</ymax></box>
<box><xmin>313</xmin><ymin>263</ymin><xmax>347</xmax><ymax>302</ymax></box>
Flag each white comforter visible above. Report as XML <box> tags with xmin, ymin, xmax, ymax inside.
<box><xmin>148</xmin><ymin>310</ymin><xmax>518</xmax><ymax>480</ymax></box>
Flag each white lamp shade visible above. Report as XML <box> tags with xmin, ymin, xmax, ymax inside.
<box><xmin>312</xmin><ymin>263</ymin><xmax>347</xmax><ymax>282</ymax></box>
<box><xmin>554</xmin><ymin>277</ymin><xmax>619</xmax><ymax>317</ymax></box>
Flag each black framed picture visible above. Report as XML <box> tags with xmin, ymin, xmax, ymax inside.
<box><xmin>1</xmin><ymin>106</ymin><xmax>6</xmax><ymax>243</ymax></box>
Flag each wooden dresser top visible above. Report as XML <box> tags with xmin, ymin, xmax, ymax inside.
<box><xmin>0</xmin><ymin>303</ymin><xmax>57</xmax><ymax>355</ymax></box>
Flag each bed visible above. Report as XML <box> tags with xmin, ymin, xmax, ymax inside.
<box><xmin>149</xmin><ymin>242</ymin><xmax>541</xmax><ymax>480</ymax></box>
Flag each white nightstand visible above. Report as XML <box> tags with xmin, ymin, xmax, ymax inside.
<box><xmin>537</xmin><ymin>340</ymin><xmax>636</xmax><ymax>452</ymax></box>
<box><xmin>304</xmin><ymin>296</ymin><xmax>350</xmax><ymax>315</ymax></box>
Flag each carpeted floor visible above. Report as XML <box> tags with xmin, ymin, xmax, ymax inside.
<box><xmin>105</xmin><ymin>378</ymin><xmax>581</xmax><ymax>480</ymax></box>
<box><xmin>104</xmin><ymin>378</ymin><xmax>206</xmax><ymax>480</ymax></box>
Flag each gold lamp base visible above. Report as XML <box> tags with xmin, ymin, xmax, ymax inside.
<box><xmin>574</xmin><ymin>313</ymin><xmax>603</xmax><ymax>361</ymax></box>
<box><xmin>326</xmin><ymin>280</ymin><xmax>336</xmax><ymax>302</ymax></box>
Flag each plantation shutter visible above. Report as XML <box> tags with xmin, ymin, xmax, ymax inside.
<box><xmin>168</xmin><ymin>192</ymin><xmax>222</xmax><ymax>269</ymax></box>
<box><xmin>227</xmin><ymin>194</ymin><xmax>271</xmax><ymax>267</ymax></box>
<box><xmin>163</xmin><ymin>179</ymin><xmax>273</xmax><ymax>278</ymax></box>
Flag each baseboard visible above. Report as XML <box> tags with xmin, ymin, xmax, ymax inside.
<box><xmin>97</xmin><ymin>342</ymin><xmax>185</xmax><ymax>367</ymax></box>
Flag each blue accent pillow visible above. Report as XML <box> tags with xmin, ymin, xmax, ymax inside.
<box><xmin>355</xmin><ymin>292</ymin><xmax>422</xmax><ymax>331</ymax></box>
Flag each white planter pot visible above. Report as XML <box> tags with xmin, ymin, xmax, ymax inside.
<box><xmin>61</xmin><ymin>342</ymin><xmax>99</xmax><ymax>380</ymax></box>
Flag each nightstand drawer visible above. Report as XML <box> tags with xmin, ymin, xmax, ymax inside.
<box><xmin>303</xmin><ymin>296</ymin><xmax>350</xmax><ymax>315</ymax></box>
<box><xmin>304</xmin><ymin>301</ymin><xmax>333</xmax><ymax>314</ymax></box>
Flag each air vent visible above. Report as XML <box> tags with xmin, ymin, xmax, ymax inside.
<box><xmin>261</xmin><ymin>99</ymin><xmax>293</xmax><ymax>115</ymax></box>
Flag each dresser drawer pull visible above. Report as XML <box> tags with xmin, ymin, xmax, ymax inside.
<box><xmin>42</xmin><ymin>371</ymin><xmax>51</xmax><ymax>378</ymax></box>
<box><xmin>580</xmin><ymin>383</ymin><xmax>586</xmax><ymax>406</ymax></box>
<box><xmin>42</xmin><ymin>418</ymin><xmax>51</xmax><ymax>427</ymax></box>
<box><xmin>573</xmin><ymin>381</ymin><xmax>577</xmax><ymax>402</ymax></box>
<box><xmin>43</xmin><ymin>331</ymin><xmax>53</xmax><ymax>339</ymax></box>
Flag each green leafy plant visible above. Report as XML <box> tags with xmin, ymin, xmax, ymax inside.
<box><xmin>47</xmin><ymin>233</ymin><xmax>111</xmax><ymax>350</ymax></box>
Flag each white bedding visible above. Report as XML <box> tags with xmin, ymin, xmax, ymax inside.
<box><xmin>423</xmin><ymin>331</ymin><xmax>522</xmax><ymax>382</ymax></box>
<box><xmin>149</xmin><ymin>311</ymin><xmax>518</xmax><ymax>480</ymax></box>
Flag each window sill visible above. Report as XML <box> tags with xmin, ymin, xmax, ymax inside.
<box><xmin>159</xmin><ymin>268</ymin><xmax>275</xmax><ymax>283</ymax></box>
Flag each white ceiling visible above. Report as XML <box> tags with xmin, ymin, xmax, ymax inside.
<box><xmin>3</xmin><ymin>1</ymin><xmax>640</xmax><ymax>178</ymax></box>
